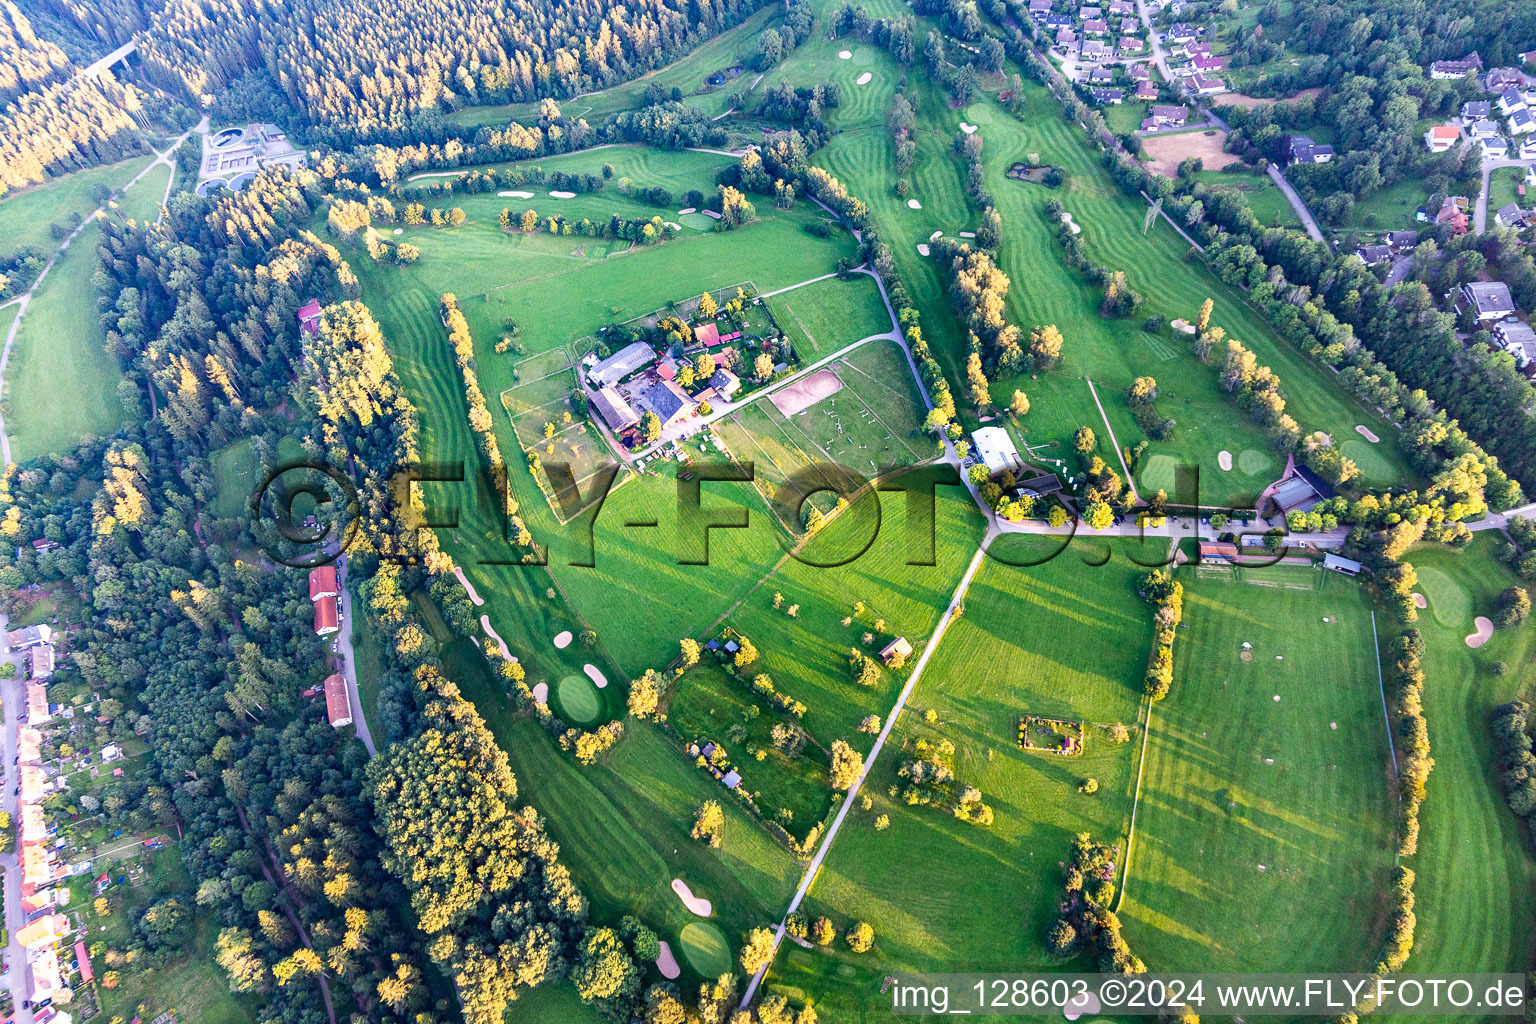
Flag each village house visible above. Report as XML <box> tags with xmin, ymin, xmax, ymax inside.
<box><xmin>1135</xmin><ymin>80</ymin><xmax>1160</xmax><ymax>102</ymax></box>
<box><xmin>1458</xmin><ymin>281</ymin><xmax>1518</xmax><ymax>322</ymax></box>
<box><xmin>1190</xmin><ymin>54</ymin><xmax>1226</xmax><ymax>72</ymax></box>
<box><xmin>1046</xmin><ymin>12</ymin><xmax>1072</xmax><ymax>29</ymax></box>
<box><xmin>1509</xmin><ymin>108</ymin><xmax>1536</xmax><ymax>135</ymax></box>
<box><xmin>1468</xmin><ymin>117</ymin><xmax>1502</xmax><ymax>141</ymax></box>
<box><xmin>1080</xmin><ymin>40</ymin><xmax>1111</xmax><ymax>60</ymax></box>
<box><xmin>1150</xmin><ymin>103</ymin><xmax>1187</xmax><ymax>127</ymax></box>
<box><xmin>709</xmin><ymin>366</ymin><xmax>741</xmax><ymax>398</ymax></box>
<box><xmin>1091</xmin><ymin>86</ymin><xmax>1125</xmax><ymax>105</ymax></box>
<box><xmin>633</xmin><ymin>378</ymin><xmax>697</xmax><ymax>431</ymax></box>
<box><xmin>1185</xmin><ymin>74</ymin><xmax>1227</xmax><ymax>96</ymax></box>
<box><xmin>1078</xmin><ymin>5</ymin><xmax>1101</xmax><ymax>19</ymax></box>
<box><xmin>1118</xmin><ymin>35</ymin><xmax>1143</xmax><ymax>54</ymax></box>
<box><xmin>1434</xmin><ymin>197</ymin><xmax>1470</xmax><ymax>234</ymax></box>
<box><xmin>1167</xmin><ymin>22</ymin><xmax>1199</xmax><ymax>43</ymax></box>
<box><xmin>1424</xmin><ymin>124</ymin><xmax>1461</xmax><ymax>152</ymax></box>
<box><xmin>1483</xmin><ymin>135</ymin><xmax>1511</xmax><ymax>158</ymax></box>
<box><xmin>28</xmin><ymin>644</ymin><xmax>52</xmax><ymax>681</ymax></box>
<box><xmin>1129</xmin><ymin>63</ymin><xmax>1151</xmax><ymax>81</ymax></box>
<box><xmin>1119</xmin><ymin>16</ymin><xmax>1138</xmax><ymax>33</ymax></box>
<box><xmin>1486</xmin><ymin>69</ymin><xmax>1526</xmax><ymax>94</ymax></box>
<box><xmin>296</xmin><ymin>298</ymin><xmax>323</xmax><ymax>337</ymax></box>
<box><xmin>1028</xmin><ymin>0</ymin><xmax>1052</xmax><ymax>18</ymax></box>
<box><xmin>1088</xmin><ymin>66</ymin><xmax>1114</xmax><ymax>84</ymax></box>
<box><xmin>1082</xmin><ymin>17</ymin><xmax>1108</xmax><ymax>35</ymax></box>
<box><xmin>1430</xmin><ymin>52</ymin><xmax>1481</xmax><ymax>79</ymax></box>
<box><xmin>314</xmin><ymin>594</ymin><xmax>340</xmax><ymax>636</ymax></box>
<box><xmin>591</xmin><ymin>386</ymin><xmax>640</xmax><ymax>432</ymax></box>
<box><xmin>1056</xmin><ymin>25</ymin><xmax>1077</xmax><ymax>46</ymax></box>
<box><xmin>1386</xmin><ymin>230</ymin><xmax>1419</xmax><ymax>253</ymax></box>
<box><xmin>1499</xmin><ymin>87</ymin><xmax>1527</xmax><ymax>117</ymax></box>
<box><xmin>6</xmin><ymin>624</ymin><xmax>52</xmax><ymax>650</ymax></box>
<box><xmin>1461</xmin><ymin>100</ymin><xmax>1492</xmax><ymax>124</ymax></box>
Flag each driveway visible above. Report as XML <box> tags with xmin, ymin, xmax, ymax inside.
<box><xmin>1474</xmin><ymin>154</ymin><xmax>1534</xmax><ymax>233</ymax></box>
<box><xmin>332</xmin><ymin>555</ymin><xmax>376</xmax><ymax>755</ymax></box>
<box><xmin>0</xmin><ymin>617</ymin><xmax>33</xmax><ymax>1024</ymax></box>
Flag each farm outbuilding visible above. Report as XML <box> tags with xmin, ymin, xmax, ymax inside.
<box><xmin>972</xmin><ymin>426</ymin><xmax>1025</xmax><ymax>478</ymax></box>
<box><xmin>879</xmin><ymin>636</ymin><xmax>914</xmax><ymax>665</ymax></box>
<box><xmin>589</xmin><ymin>342</ymin><xmax>658</xmax><ymax>388</ymax></box>
<box><xmin>591</xmin><ymin>387</ymin><xmax>640</xmax><ymax>431</ymax></box>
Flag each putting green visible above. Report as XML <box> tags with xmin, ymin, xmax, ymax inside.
<box><xmin>1139</xmin><ymin>453</ymin><xmax>1177</xmax><ymax>493</ymax></box>
<box><xmin>678</xmin><ymin>212</ymin><xmax>716</xmax><ymax>231</ymax></box>
<box><xmin>1237</xmin><ymin>448</ymin><xmax>1273</xmax><ymax>476</ymax></box>
<box><xmin>557</xmin><ymin>674</ymin><xmax>602</xmax><ymax>725</ymax></box>
<box><xmin>678</xmin><ymin>922</ymin><xmax>731</xmax><ymax>978</ymax></box>
<box><xmin>1339</xmin><ymin>438</ymin><xmax>1393</xmax><ymax>481</ymax></box>
<box><xmin>1415</xmin><ymin>566</ymin><xmax>1471</xmax><ymax>628</ymax></box>
<box><xmin>852</xmin><ymin>48</ymin><xmax>878</xmax><ymax>66</ymax></box>
<box><xmin>964</xmin><ymin>103</ymin><xmax>995</xmax><ymax>125</ymax></box>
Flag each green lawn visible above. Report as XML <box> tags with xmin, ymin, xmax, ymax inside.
<box><xmin>350</xmin><ymin>595</ymin><xmax>387</xmax><ymax>746</ymax></box>
<box><xmin>1488</xmin><ymin>167</ymin><xmax>1527</xmax><ymax>218</ymax></box>
<box><xmin>1192</xmin><ymin>168</ymin><xmax>1302</xmax><ymax>229</ymax></box>
<box><xmin>1120</xmin><ymin>572</ymin><xmax>1398</xmax><ymax>972</ymax></box>
<box><xmin>763</xmin><ymin>272</ymin><xmax>892</xmax><ymax>356</ymax></box>
<box><xmin>767</xmin><ymin>538</ymin><xmax>1150</xmax><ymax>1017</ymax></box>
<box><xmin>0</xmin><ymin>154</ymin><xmax>153</xmax><ymax>255</ymax></box>
<box><xmin>1347</xmin><ymin>177</ymin><xmax>1433</xmax><ymax>231</ymax></box>
<box><xmin>1393</xmin><ymin>539</ymin><xmax>1536</xmax><ymax>1004</ymax></box>
<box><xmin>5</xmin><ymin>161</ymin><xmax>168</xmax><ymax>463</ymax></box>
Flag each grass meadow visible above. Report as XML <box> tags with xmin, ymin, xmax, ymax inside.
<box><xmin>1119</xmin><ymin>572</ymin><xmax>1398</xmax><ymax>972</ymax></box>
<box><xmin>765</xmin><ymin>538</ymin><xmax>1152</xmax><ymax>1017</ymax></box>
<box><xmin>0</xmin><ymin>154</ymin><xmax>153</xmax><ymax>254</ymax></box>
<box><xmin>6</xmin><ymin>161</ymin><xmax>169</xmax><ymax>462</ymax></box>
<box><xmin>764</xmin><ymin>272</ymin><xmax>893</xmax><ymax>356</ymax></box>
<box><xmin>1391</xmin><ymin>539</ymin><xmax>1536</xmax><ymax>1007</ymax></box>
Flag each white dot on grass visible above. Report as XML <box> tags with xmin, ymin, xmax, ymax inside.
<box><xmin>1330</xmin><ymin>722</ymin><xmax>1338</xmax><ymax>729</ymax></box>
<box><xmin>1273</xmin><ymin>694</ymin><xmax>1281</xmax><ymax>702</ymax></box>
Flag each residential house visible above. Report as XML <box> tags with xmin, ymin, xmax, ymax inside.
<box><xmin>1486</xmin><ymin>69</ymin><xmax>1526</xmax><ymax>94</ymax></box>
<box><xmin>1119</xmin><ymin>16</ymin><xmax>1139</xmax><ymax>33</ymax></box>
<box><xmin>1135</xmin><ymin>80</ymin><xmax>1159</xmax><ymax>101</ymax></box>
<box><xmin>1524</xmin><ymin>50</ymin><xmax>1536</xmax><ymax>65</ymax></box>
<box><xmin>1424</xmin><ymin>124</ymin><xmax>1461</xmax><ymax>152</ymax></box>
<box><xmin>1185</xmin><ymin>40</ymin><xmax>1213</xmax><ymax>57</ymax></box>
<box><xmin>1509</xmin><ymin>108</ymin><xmax>1536</xmax><ymax>135</ymax></box>
<box><xmin>1286</xmin><ymin>135</ymin><xmax>1334</xmax><ymax>163</ymax></box>
<box><xmin>1081</xmin><ymin>40</ymin><xmax>1111</xmax><ymax>60</ymax></box>
<box><xmin>28</xmin><ymin>645</ymin><xmax>52</xmax><ymax>680</ymax></box>
<box><xmin>588</xmin><ymin>341</ymin><xmax>657</xmax><ymax>388</ymax></box>
<box><xmin>324</xmin><ymin>672</ymin><xmax>352</xmax><ymax>727</ymax></box>
<box><xmin>1468</xmin><ymin>117</ymin><xmax>1502</xmax><ymax>140</ymax></box>
<box><xmin>1385</xmin><ymin>230</ymin><xmax>1419</xmax><ymax>253</ymax></box>
<box><xmin>1186</xmin><ymin>74</ymin><xmax>1227</xmax><ymax>95</ymax></box>
<box><xmin>1082</xmin><ymin>18</ymin><xmax>1108</xmax><ymax>35</ymax></box>
<box><xmin>5</xmin><ymin>624</ymin><xmax>52</xmax><ymax>650</ymax></box>
<box><xmin>709</xmin><ymin>367</ymin><xmax>741</xmax><ymax>398</ymax></box>
<box><xmin>971</xmin><ymin>426</ymin><xmax>1025</xmax><ymax>477</ymax></box>
<box><xmin>1046</xmin><ymin>12</ymin><xmax>1073</xmax><ymax>29</ymax></box>
<box><xmin>1108</xmin><ymin>0</ymin><xmax>1134</xmax><ymax>13</ymax></box>
<box><xmin>1355</xmin><ymin>244</ymin><xmax>1392</xmax><ymax>266</ymax></box>
<box><xmin>25</xmin><ymin>684</ymin><xmax>48</xmax><ymax>723</ymax></box>
<box><xmin>1496</xmin><ymin>202</ymin><xmax>1529</xmax><ymax>228</ymax></box>
<box><xmin>1522</xmin><ymin>136</ymin><xmax>1536</xmax><ymax>159</ymax></box>
<box><xmin>590</xmin><ymin>386</ymin><xmax>640</xmax><ymax>432</ymax></box>
<box><xmin>1056</xmin><ymin>26</ymin><xmax>1077</xmax><ymax>46</ymax></box>
<box><xmin>296</xmin><ymin>298</ymin><xmax>323</xmax><ymax>337</ymax></box>
<box><xmin>1483</xmin><ymin>134</ymin><xmax>1511</xmax><ymax>158</ymax></box>
<box><xmin>1430</xmin><ymin>52</ymin><xmax>1482</xmax><ymax>79</ymax></box>
<box><xmin>1494</xmin><ymin>320</ymin><xmax>1536</xmax><ymax>368</ymax></box>
<box><xmin>1091</xmin><ymin>86</ymin><xmax>1125</xmax><ymax>104</ymax></box>
<box><xmin>1434</xmin><ymin>197</ymin><xmax>1470</xmax><ymax>234</ymax></box>
<box><xmin>1078</xmin><ymin>5</ymin><xmax>1101</xmax><ymax>18</ymax></box>
<box><xmin>1118</xmin><ymin>35</ymin><xmax>1143</xmax><ymax>53</ymax></box>
<box><xmin>1088</xmin><ymin>65</ymin><xmax>1114</xmax><ymax>83</ymax></box>
<box><xmin>1461</xmin><ymin>99</ymin><xmax>1492</xmax><ymax>125</ymax></box>
<box><xmin>1168</xmin><ymin>22</ymin><xmax>1199</xmax><ymax>43</ymax></box>
<box><xmin>1150</xmin><ymin>103</ymin><xmax>1188</xmax><ymax>126</ymax></box>
<box><xmin>1459</xmin><ymin>281</ymin><xmax>1518</xmax><ymax>321</ymax></box>
<box><xmin>1128</xmin><ymin>62</ymin><xmax>1151</xmax><ymax>81</ymax></box>
<box><xmin>1028</xmin><ymin>0</ymin><xmax>1052</xmax><ymax>18</ymax></box>
<box><xmin>1190</xmin><ymin>54</ymin><xmax>1226</xmax><ymax>72</ymax></box>
<box><xmin>1498</xmin><ymin>87</ymin><xmax>1527</xmax><ymax>116</ymax></box>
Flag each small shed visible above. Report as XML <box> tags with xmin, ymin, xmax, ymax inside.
<box><xmin>1324</xmin><ymin>553</ymin><xmax>1363</xmax><ymax>576</ymax></box>
<box><xmin>878</xmin><ymin>636</ymin><xmax>914</xmax><ymax>666</ymax></box>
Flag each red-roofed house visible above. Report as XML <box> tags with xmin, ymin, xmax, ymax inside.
<box><xmin>324</xmin><ymin>673</ymin><xmax>352</xmax><ymax>727</ymax></box>
<box><xmin>693</xmin><ymin>321</ymin><xmax>721</xmax><ymax>347</ymax></box>
<box><xmin>75</xmin><ymin>940</ymin><xmax>93</xmax><ymax>983</ymax></box>
<box><xmin>314</xmin><ymin>595</ymin><xmax>340</xmax><ymax>636</ymax></box>
<box><xmin>1424</xmin><ymin>124</ymin><xmax>1461</xmax><ymax>152</ymax></box>
<box><xmin>656</xmin><ymin>362</ymin><xmax>676</xmax><ymax>380</ymax></box>
<box><xmin>296</xmin><ymin>299</ymin><xmax>323</xmax><ymax>337</ymax></box>
<box><xmin>308</xmin><ymin>565</ymin><xmax>338</xmax><ymax>601</ymax></box>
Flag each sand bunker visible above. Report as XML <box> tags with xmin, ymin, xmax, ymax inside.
<box><xmin>393</xmin><ymin>227</ymin><xmax>403</xmax><ymax>235</ymax></box>
<box><xmin>678</xmin><ymin>207</ymin><xmax>697</xmax><ymax>214</ymax></box>
<box><xmin>856</xmin><ymin>72</ymin><xmax>873</xmax><ymax>85</ymax></box>
<box><xmin>1170</xmin><ymin>318</ymin><xmax>1197</xmax><ymax>335</ymax></box>
<box><xmin>672</xmin><ymin>879</ymin><xmax>713</xmax><ymax>916</ymax></box>
<box><xmin>839</xmin><ymin>49</ymin><xmax>853</xmax><ymax>59</ymax></box>
<box><xmin>1413</xmin><ymin>592</ymin><xmax>1427</xmax><ymax>609</ymax></box>
<box><xmin>1466</xmin><ymin>616</ymin><xmax>1495</xmax><ymax>648</ymax></box>
<box><xmin>960</xmin><ymin>122</ymin><xmax>979</xmax><ymax>134</ymax></box>
<box><xmin>532</xmin><ymin>682</ymin><xmax>549</xmax><ymax>704</ymax></box>
<box><xmin>916</xmin><ymin>243</ymin><xmax>930</xmax><ymax>255</ymax></box>
<box><xmin>770</xmin><ymin>368</ymin><xmax>845</xmax><ymax>416</ymax></box>
<box><xmin>1355</xmin><ymin>424</ymin><xmax>1380</xmax><ymax>443</ymax></box>
<box><xmin>703</xmin><ymin>209</ymin><xmax>722</xmax><ymax>219</ymax></box>
<box><xmin>1218</xmin><ymin>450</ymin><xmax>1233</xmax><ymax>471</ymax></box>
<box><xmin>584</xmin><ymin>663</ymin><xmax>608</xmax><ymax>688</ymax></box>
<box><xmin>481</xmin><ymin>616</ymin><xmax>513</xmax><ymax>660</ymax></box>
<box><xmin>656</xmin><ymin>941</ymin><xmax>681</xmax><ymax>979</ymax></box>
<box><xmin>1064</xmin><ymin>991</ymin><xmax>1103</xmax><ymax>1020</ymax></box>
<box><xmin>454</xmin><ymin>566</ymin><xmax>485</xmax><ymax>606</ymax></box>
<box><xmin>929</xmin><ymin>229</ymin><xmax>942</xmax><ymax>241</ymax></box>
<box><xmin>664</xmin><ymin>221</ymin><xmax>683</xmax><ymax>231</ymax></box>
<box><xmin>548</xmin><ymin>190</ymin><xmax>576</xmax><ymax>198</ymax></box>
<box><xmin>498</xmin><ymin>190</ymin><xmax>535</xmax><ymax>198</ymax></box>
<box><xmin>554</xmin><ymin>630</ymin><xmax>573</xmax><ymax>648</ymax></box>
<box><xmin>959</xmin><ymin>230</ymin><xmax>976</xmax><ymax>238</ymax></box>
<box><xmin>1060</xmin><ymin>211</ymin><xmax>1082</xmax><ymax>235</ymax></box>
<box><xmin>908</xmin><ymin>198</ymin><xmax>922</xmax><ymax>209</ymax></box>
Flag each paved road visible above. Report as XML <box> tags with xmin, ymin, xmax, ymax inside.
<box><xmin>1384</xmin><ymin>253</ymin><xmax>1415</xmax><ymax>288</ymax></box>
<box><xmin>1263</xmin><ymin>162</ymin><xmax>1326</xmax><ymax>243</ymax></box>
<box><xmin>1474</xmin><ymin>154</ymin><xmax>1534</xmax><ymax>233</ymax></box>
<box><xmin>0</xmin><ymin>617</ymin><xmax>32</xmax><ymax>1024</ymax></box>
<box><xmin>0</xmin><ymin>122</ymin><xmax>200</xmax><ymax>464</ymax></box>
<box><xmin>333</xmin><ymin>555</ymin><xmax>376</xmax><ymax>755</ymax></box>
<box><xmin>75</xmin><ymin>37</ymin><xmax>139</xmax><ymax>83</ymax></box>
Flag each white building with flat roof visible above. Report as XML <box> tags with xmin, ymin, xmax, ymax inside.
<box><xmin>972</xmin><ymin>427</ymin><xmax>1025</xmax><ymax>478</ymax></box>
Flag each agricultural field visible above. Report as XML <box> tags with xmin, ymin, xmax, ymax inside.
<box><xmin>763</xmin><ymin>272</ymin><xmax>892</xmax><ymax>356</ymax></box>
<box><xmin>1119</xmin><ymin>571</ymin><xmax>1398</xmax><ymax>972</ymax></box>
<box><xmin>0</xmin><ymin>154</ymin><xmax>153</xmax><ymax>254</ymax></box>
<box><xmin>766</xmin><ymin>538</ymin><xmax>1151</xmax><ymax>1017</ymax></box>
